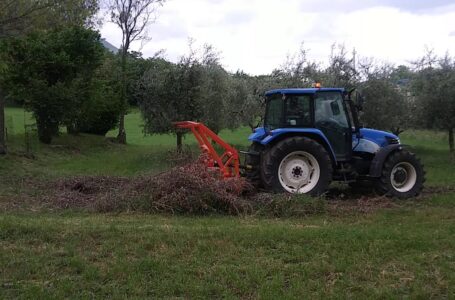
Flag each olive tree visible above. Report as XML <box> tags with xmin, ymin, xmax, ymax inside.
<box><xmin>197</xmin><ymin>45</ymin><xmax>230</xmax><ymax>134</ymax></box>
<box><xmin>358</xmin><ymin>62</ymin><xmax>411</xmax><ymax>136</ymax></box>
<box><xmin>323</xmin><ymin>44</ymin><xmax>358</xmax><ymax>89</ymax></box>
<box><xmin>138</xmin><ymin>54</ymin><xmax>204</xmax><ymax>151</ymax></box>
<box><xmin>226</xmin><ymin>72</ymin><xmax>263</xmax><ymax>131</ymax></box>
<box><xmin>412</xmin><ymin>53</ymin><xmax>455</xmax><ymax>154</ymax></box>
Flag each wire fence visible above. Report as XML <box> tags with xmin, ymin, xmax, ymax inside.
<box><xmin>24</xmin><ymin>123</ymin><xmax>39</xmax><ymax>156</ymax></box>
<box><xmin>5</xmin><ymin>115</ymin><xmax>13</xmax><ymax>139</ymax></box>
<box><xmin>5</xmin><ymin>109</ymin><xmax>39</xmax><ymax>156</ymax></box>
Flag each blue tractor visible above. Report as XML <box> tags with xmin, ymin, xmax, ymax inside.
<box><xmin>244</xmin><ymin>87</ymin><xmax>425</xmax><ymax>198</ymax></box>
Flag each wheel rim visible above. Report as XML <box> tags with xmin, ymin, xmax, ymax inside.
<box><xmin>278</xmin><ymin>151</ymin><xmax>320</xmax><ymax>193</ymax></box>
<box><xmin>390</xmin><ymin>162</ymin><xmax>417</xmax><ymax>193</ymax></box>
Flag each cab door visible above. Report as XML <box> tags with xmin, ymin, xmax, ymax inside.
<box><xmin>314</xmin><ymin>91</ymin><xmax>352</xmax><ymax>161</ymax></box>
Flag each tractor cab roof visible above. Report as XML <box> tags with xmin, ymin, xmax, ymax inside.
<box><xmin>265</xmin><ymin>88</ymin><xmax>345</xmax><ymax>96</ymax></box>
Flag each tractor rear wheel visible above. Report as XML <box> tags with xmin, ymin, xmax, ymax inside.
<box><xmin>244</xmin><ymin>142</ymin><xmax>264</xmax><ymax>188</ymax></box>
<box><xmin>376</xmin><ymin>149</ymin><xmax>425</xmax><ymax>198</ymax></box>
<box><xmin>261</xmin><ymin>137</ymin><xmax>333</xmax><ymax>196</ymax></box>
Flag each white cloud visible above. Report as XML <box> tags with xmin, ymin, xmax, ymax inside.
<box><xmin>100</xmin><ymin>0</ymin><xmax>455</xmax><ymax>75</ymax></box>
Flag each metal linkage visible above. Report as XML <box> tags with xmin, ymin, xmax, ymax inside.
<box><xmin>174</xmin><ymin>121</ymin><xmax>240</xmax><ymax>178</ymax></box>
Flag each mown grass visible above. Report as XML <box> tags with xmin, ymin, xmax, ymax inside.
<box><xmin>1</xmin><ymin>202</ymin><xmax>454</xmax><ymax>298</ymax></box>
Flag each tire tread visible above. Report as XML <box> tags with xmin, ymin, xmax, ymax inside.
<box><xmin>261</xmin><ymin>137</ymin><xmax>333</xmax><ymax>196</ymax></box>
<box><xmin>376</xmin><ymin>149</ymin><xmax>425</xmax><ymax>198</ymax></box>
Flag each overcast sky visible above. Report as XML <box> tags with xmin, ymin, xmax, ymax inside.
<box><xmin>100</xmin><ymin>0</ymin><xmax>455</xmax><ymax>75</ymax></box>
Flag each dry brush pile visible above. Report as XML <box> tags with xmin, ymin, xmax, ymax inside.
<box><xmin>49</xmin><ymin>158</ymin><xmax>255</xmax><ymax>215</ymax></box>
<box><xmin>6</xmin><ymin>156</ymin><xmax>415</xmax><ymax>216</ymax></box>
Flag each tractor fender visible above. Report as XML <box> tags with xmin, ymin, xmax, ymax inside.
<box><xmin>369</xmin><ymin>144</ymin><xmax>406</xmax><ymax>177</ymax></box>
<box><xmin>258</xmin><ymin>128</ymin><xmax>337</xmax><ymax>164</ymax></box>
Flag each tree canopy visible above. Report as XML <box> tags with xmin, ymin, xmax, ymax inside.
<box><xmin>2</xmin><ymin>26</ymin><xmax>105</xmax><ymax>143</ymax></box>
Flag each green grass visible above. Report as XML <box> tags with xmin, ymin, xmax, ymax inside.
<box><xmin>6</xmin><ymin>107</ymin><xmax>251</xmax><ymax>147</ymax></box>
<box><xmin>104</xmin><ymin>108</ymin><xmax>252</xmax><ymax>147</ymax></box>
<box><xmin>399</xmin><ymin>130</ymin><xmax>454</xmax><ymax>187</ymax></box>
<box><xmin>1</xmin><ymin>204</ymin><xmax>455</xmax><ymax>298</ymax></box>
<box><xmin>4</xmin><ymin>107</ymin><xmax>454</xmax><ymax>185</ymax></box>
<box><xmin>1</xmin><ymin>107</ymin><xmax>455</xmax><ymax>298</ymax></box>
<box><xmin>1</xmin><ymin>108</ymin><xmax>253</xmax><ymax>180</ymax></box>
<box><xmin>3</xmin><ymin>107</ymin><xmax>34</xmax><ymax>137</ymax></box>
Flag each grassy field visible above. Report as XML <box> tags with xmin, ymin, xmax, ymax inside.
<box><xmin>2</xmin><ymin>107</ymin><xmax>453</xmax><ymax>184</ymax></box>
<box><xmin>2</xmin><ymin>204</ymin><xmax>455</xmax><ymax>299</ymax></box>
<box><xmin>1</xmin><ymin>107</ymin><xmax>455</xmax><ymax>298</ymax></box>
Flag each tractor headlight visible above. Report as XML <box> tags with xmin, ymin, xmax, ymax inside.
<box><xmin>385</xmin><ymin>136</ymin><xmax>400</xmax><ymax>145</ymax></box>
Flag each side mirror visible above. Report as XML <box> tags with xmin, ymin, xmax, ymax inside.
<box><xmin>344</xmin><ymin>88</ymin><xmax>364</xmax><ymax>111</ymax></box>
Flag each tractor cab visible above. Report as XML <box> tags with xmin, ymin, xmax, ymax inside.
<box><xmin>253</xmin><ymin>88</ymin><xmax>355</xmax><ymax>161</ymax></box>
<box><xmin>251</xmin><ymin>87</ymin><xmax>400</xmax><ymax>160</ymax></box>
<box><xmin>263</xmin><ymin>88</ymin><xmax>353</xmax><ymax>161</ymax></box>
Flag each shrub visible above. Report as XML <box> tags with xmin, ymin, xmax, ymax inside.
<box><xmin>78</xmin><ymin>79</ymin><xmax>122</xmax><ymax>135</ymax></box>
<box><xmin>2</xmin><ymin>26</ymin><xmax>104</xmax><ymax>143</ymax></box>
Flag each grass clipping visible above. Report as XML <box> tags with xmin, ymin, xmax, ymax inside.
<box><xmin>51</xmin><ymin>157</ymin><xmax>254</xmax><ymax>215</ymax></box>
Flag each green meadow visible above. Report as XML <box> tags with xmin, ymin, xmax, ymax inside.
<box><xmin>1</xmin><ymin>107</ymin><xmax>454</xmax><ymax>298</ymax></box>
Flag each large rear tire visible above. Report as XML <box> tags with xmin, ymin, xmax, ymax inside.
<box><xmin>376</xmin><ymin>149</ymin><xmax>425</xmax><ymax>198</ymax></box>
<box><xmin>261</xmin><ymin>137</ymin><xmax>333</xmax><ymax>196</ymax></box>
<box><xmin>244</xmin><ymin>142</ymin><xmax>264</xmax><ymax>188</ymax></box>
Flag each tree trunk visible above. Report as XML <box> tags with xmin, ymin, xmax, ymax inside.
<box><xmin>37</xmin><ymin>122</ymin><xmax>53</xmax><ymax>144</ymax></box>
<box><xmin>117</xmin><ymin>50</ymin><xmax>128</xmax><ymax>144</ymax></box>
<box><xmin>449</xmin><ymin>128</ymin><xmax>454</xmax><ymax>155</ymax></box>
<box><xmin>117</xmin><ymin>114</ymin><xmax>126</xmax><ymax>144</ymax></box>
<box><xmin>0</xmin><ymin>88</ymin><xmax>6</xmax><ymax>155</ymax></box>
<box><xmin>176</xmin><ymin>132</ymin><xmax>183</xmax><ymax>153</ymax></box>
<box><xmin>67</xmin><ymin>124</ymin><xmax>79</xmax><ymax>135</ymax></box>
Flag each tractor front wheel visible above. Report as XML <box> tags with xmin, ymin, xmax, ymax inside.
<box><xmin>376</xmin><ymin>150</ymin><xmax>425</xmax><ymax>198</ymax></box>
<box><xmin>262</xmin><ymin>137</ymin><xmax>333</xmax><ymax>196</ymax></box>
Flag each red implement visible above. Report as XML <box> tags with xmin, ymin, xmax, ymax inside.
<box><xmin>174</xmin><ymin>121</ymin><xmax>240</xmax><ymax>178</ymax></box>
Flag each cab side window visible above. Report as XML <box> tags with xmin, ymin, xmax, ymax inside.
<box><xmin>264</xmin><ymin>94</ymin><xmax>283</xmax><ymax>129</ymax></box>
<box><xmin>285</xmin><ymin>95</ymin><xmax>311</xmax><ymax>127</ymax></box>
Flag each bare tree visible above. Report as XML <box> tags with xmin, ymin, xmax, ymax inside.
<box><xmin>107</xmin><ymin>0</ymin><xmax>165</xmax><ymax>144</ymax></box>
